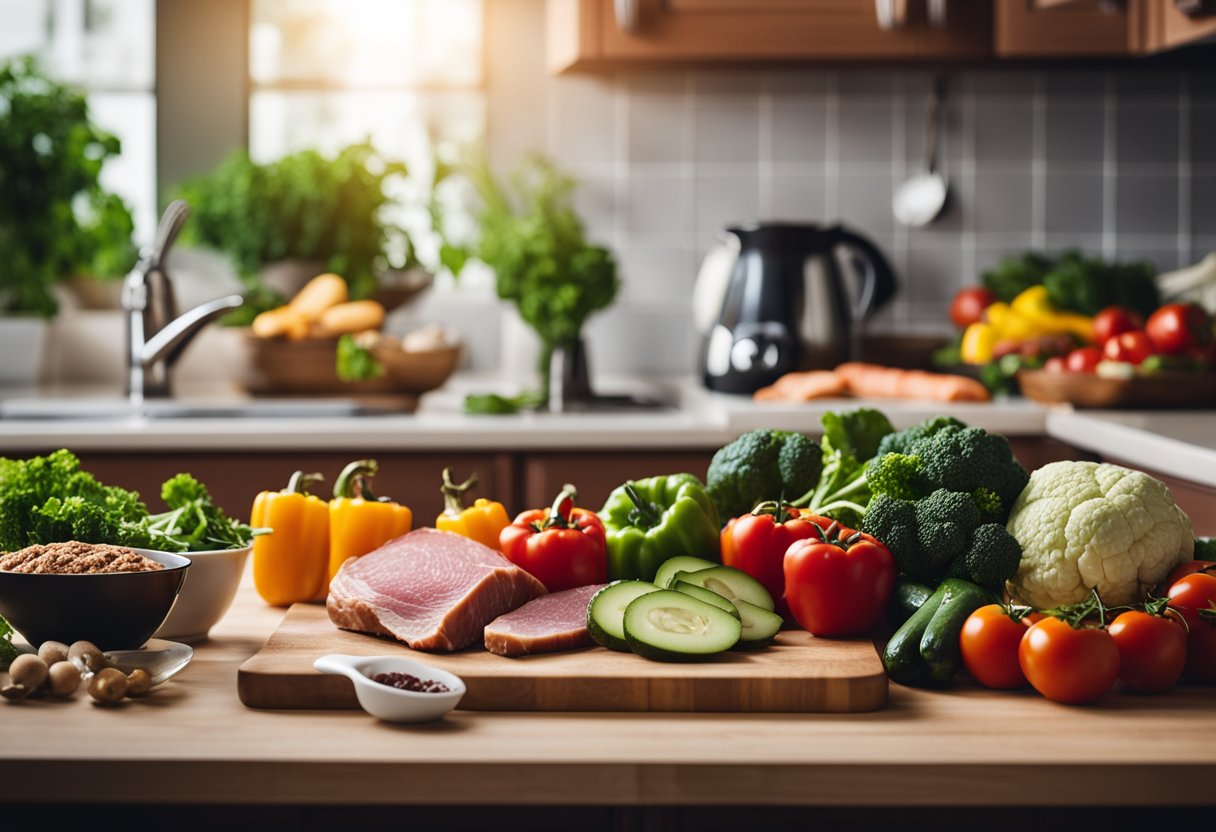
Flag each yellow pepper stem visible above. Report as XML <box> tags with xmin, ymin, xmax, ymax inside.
<box><xmin>441</xmin><ymin>467</ymin><xmax>479</xmax><ymax>517</ymax></box>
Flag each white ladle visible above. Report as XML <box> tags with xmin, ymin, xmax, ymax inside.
<box><xmin>894</xmin><ymin>78</ymin><xmax>949</xmax><ymax>227</ymax></box>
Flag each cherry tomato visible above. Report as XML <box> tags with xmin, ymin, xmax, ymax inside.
<box><xmin>950</xmin><ymin>287</ymin><xmax>997</xmax><ymax>329</ymax></box>
<box><xmin>1108</xmin><ymin>610</ymin><xmax>1187</xmax><ymax>693</ymax></box>
<box><xmin>959</xmin><ymin>604</ymin><xmax>1029</xmax><ymax>689</ymax></box>
<box><xmin>1064</xmin><ymin>346</ymin><xmax>1103</xmax><ymax>373</ymax></box>
<box><xmin>1091</xmin><ymin>306</ymin><xmax>1143</xmax><ymax>345</ymax></box>
<box><xmin>1044</xmin><ymin>356</ymin><xmax>1066</xmax><ymax>373</ymax></box>
<box><xmin>1146</xmin><ymin>302</ymin><xmax>1213</xmax><ymax>356</ymax></box>
<box><xmin>1167</xmin><ymin>572</ymin><xmax>1216</xmax><ymax>683</ymax></box>
<box><xmin>1102</xmin><ymin>331</ymin><xmax>1155</xmax><ymax>365</ymax></box>
<box><xmin>1018</xmin><ymin>617</ymin><xmax>1120</xmax><ymax>704</ymax></box>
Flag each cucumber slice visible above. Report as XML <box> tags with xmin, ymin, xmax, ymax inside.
<box><xmin>623</xmin><ymin>590</ymin><xmax>742</xmax><ymax>661</ymax></box>
<box><xmin>734</xmin><ymin>599</ymin><xmax>783</xmax><ymax>644</ymax></box>
<box><xmin>673</xmin><ymin>580</ymin><xmax>740</xmax><ymax>619</ymax></box>
<box><xmin>653</xmin><ymin>555</ymin><xmax>717</xmax><ymax>589</ymax></box>
<box><xmin>675</xmin><ymin>565</ymin><xmax>775</xmax><ymax>612</ymax></box>
<box><xmin>587</xmin><ymin>581</ymin><xmax>661</xmax><ymax>651</ymax></box>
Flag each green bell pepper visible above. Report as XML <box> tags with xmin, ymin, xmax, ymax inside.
<box><xmin>599</xmin><ymin>474</ymin><xmax>721</xmax><ymax>582</ymax></box>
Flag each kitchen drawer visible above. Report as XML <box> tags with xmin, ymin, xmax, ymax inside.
<box><xmin>74</xmin><ymin>452</ymin><xmax>516</xmax><ymax>524</ymax></box>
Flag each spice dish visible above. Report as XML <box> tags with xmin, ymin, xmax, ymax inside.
<box><xmin>312</xmin><ymin>653</ymin><xmax>465</xmax><ymax>723</ymax></box>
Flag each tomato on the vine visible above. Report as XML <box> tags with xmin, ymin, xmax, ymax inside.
<box><xmin>1102</xmin><ymin>331</ymin><xmax>1155</xmax><ymax>365</ymax></box>
<box><xmin>959</xmin><ymin>604</ymin><xmax>1029</xmax><ymax>689</ymax></box>
<box><xmin>1092</xmin><ymin>306</ymin><xmax>1143</xmax><ymax>345</ymax></box>
<box><xmin>1163</xmin><ymin>560</ymin><xmax>1215</xmax><ymax>591</ymax></box>
<box><xmin>1167</xmin><ymin>572</ymin><xmax>1216</xmax><ymax>684</ymax></box>
<box><xmin>1018</xmin><ymin>617</ymin><xmax>1120</xmax><ymax>704</ymax></box>
<box><xmin>1108</xmin><ymin>608</ymin><xmax>1187</xmax><ymax>694</ymax></box>
<box><xmin>1064</xmin><ymin>346</ymin><xmax>1103</xmax><ymax>373</ymax></box>
<box><xmin>1145</xmin><ymin>302</ymin><xmax>1213</xmax><ymax>356</ymax></box>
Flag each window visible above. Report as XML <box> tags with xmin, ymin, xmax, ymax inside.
<box><xmin>0</xmin><ymin>0</ymin><xmax>157</xmax><ymax>243</ymax></box>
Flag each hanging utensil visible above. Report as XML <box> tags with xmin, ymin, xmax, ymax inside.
<box><xmin>893</xmin><ymin>77</ymin><xmax>949</xmax><ymax>227</ymax></box>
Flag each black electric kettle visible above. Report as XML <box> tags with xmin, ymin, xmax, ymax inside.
<box><xmin>698</xmin><ymin>223</ymin><xmax>897</xmax><ymax>394</ymax></box>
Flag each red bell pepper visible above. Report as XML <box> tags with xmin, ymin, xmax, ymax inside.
<box><xmin>720</xmin><ymin>501</ymin><xmax>827</xmax><ymax>607</ymax></box>
<box><xmin>783</xmin><ymin>519</ymin><xmax>895</xmax><ymax>637</ymax></box>
<box><xmin>500</xmin><ymin>484</ymin><xmax>607</xmax><ymax>592</ymax></box>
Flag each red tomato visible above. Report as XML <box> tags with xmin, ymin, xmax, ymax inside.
<box><xmin>783</xmin><ymin>528</ymin><xmax>895</xmax><ymax>637</ymax></box>
<box><xmin>1108</xmin><ymin>610</ymin><xmax>1187</xmax><ymax>694</ymax></box>
<box><xmin>1167</xmin><ymin>572</ymin><xmax>1216</xmax><ymax>683</ymax></box>
<box><xmin>950</xmin><ymin>287</ymin><xmax>997</xmax><ymax>329</ymax></box>
<box><xmin>1064</xmin><ymin>346</ymin><xmax>1103</xmax><ymax>373</ymax></box>
<box><xmin>499</xmin><ymin>489</ymin><xmax>607</xmax><ymax>592</ymax></box>
<box><xmin>1091</xmin><ymin>306</ymin><xmax>1143</xmax><ymax>345</ymax></box>
<box><xmin>1102</xmin><ymin>331</ymin><xmax>1155</xmax><ymax>365</ymax></box>
<box><xmin>1146</xmin><ymin>302</ymin><xmax>1213</xmax><ymax>356</ymax></box>
<box><xmin>1044</xmin><ymin>356</ymin><xmax>1067</xmax><ymax>373</ymax></box>
<box><xmin>1163</xmin><ymin>560</ymin><xmax>1215</xmax><ymax>591</ymax></box>
<box><xmin>721</xmin><ymin>506</ymin><xmax>826</xmax><ymax>604</ymax></box>
<box><xmin>959</xmin><ymin>604</ymin><xmax>1029</xmax><ymax>689</ymax></box>
<box><xmin>1018</xmin><ymin>617</ymin><xmax>1120</xmax><ymax>704</ymax></box>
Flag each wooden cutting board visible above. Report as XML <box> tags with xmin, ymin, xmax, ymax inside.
<box><xmin>238</xmin><ymin>604</ymin><xmax>888</xmax><ymax>713</ymax></box>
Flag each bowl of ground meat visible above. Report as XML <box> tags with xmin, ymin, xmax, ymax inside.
<box><xmin>0</xmin><ymin>541</ymin><xmax>190</xmax><ymax>650</ymax></box>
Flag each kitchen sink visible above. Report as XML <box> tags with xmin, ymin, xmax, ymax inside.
<box><xmin>0</xmin><ymin>398</ymin><xmax>393</xmax><ymax>421</ymax></box>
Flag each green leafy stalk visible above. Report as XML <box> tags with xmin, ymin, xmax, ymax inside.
<box><xmin>335</xmin><ymin>334</ymin><xmax>383</xmax><ymax>382</ymax></box>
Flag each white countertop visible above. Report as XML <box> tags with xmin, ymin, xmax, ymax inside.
<box><xmin>0</xmin><ymin>375</ymin><xmax>1212</xmax><ymax>488</ymax></box>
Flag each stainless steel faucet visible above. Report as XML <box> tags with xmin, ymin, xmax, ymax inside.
<box><xmin>123</xmin><ymin>200</ymin><xmax>243</xmax><ymax>401</ymax></box>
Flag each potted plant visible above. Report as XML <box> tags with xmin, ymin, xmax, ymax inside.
<box><xmin>0</xmin><ymin>56</ymin><xmax>138</xmax><ymax>382</ymax></box>
<box><xmin>462</xmin><ymin>153</ymin><xmax>619</xmax><ymax>411</ymax></box>
<box><xmin>175</xmin><ymin>143</ymin><xmax>412</xmax><ymax>323</ymax></box>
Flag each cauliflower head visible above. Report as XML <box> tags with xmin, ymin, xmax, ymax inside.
<box><xmin>1006</xmin><ymin>461</ymin><xmax>1193</xmax><ymax>609</ymax></box>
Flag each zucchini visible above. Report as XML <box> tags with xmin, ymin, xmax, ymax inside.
<box><xmin>882</xmin><ymin>578</ymin><xmax>989</xmax><ymax>687</ymax></box>
<box><xmin>675</xmin><ymin>565</ymin><xmax>774</xmax><ymax>612</ymax></box>
<box><xmin>734</xmin><ymin>599</ymin><xmax>783</xmax><ymax>644</ymax></box>
<box><xmin>587</xmin><ymin>580</ymin><xmax>661</xmax><ymax>652</ymax></box>
<box><xmin>622</xmin><ymin>590</ymin><xmax>742</xmax><ymax>661</ymax></box>
<box><xmin>888</xmin><ymin>577</ymin><xmax>935</xmax><ymax>627</ymax></box>
<box><xmin>653</xmin><ymin>556</ymin><xmax>717</xmax><ymax>589</ymax></box>
<box><xmin>673</xmin><ymin>580</ymin><xmax>740</xmax><ymax>619</ymax></box>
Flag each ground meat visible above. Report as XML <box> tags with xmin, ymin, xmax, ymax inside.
<box><xmin>0</xmin><ymin>541</ymin><xmax>165</xmax><ymax>574</ymax></box>
<box><xmin>370</xmin><ymin>672</ymin><xmax>451</xmax><ymax>693</ymax></box>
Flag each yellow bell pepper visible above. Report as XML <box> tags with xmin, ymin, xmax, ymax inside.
<box><xmin>327</xmin><ymin>459</ymin><xmax>412</xmax><ymax>587</ymax></box>
<box><xmin>982</xmin><ymin>301</ymin><xmax>1039</xmax><ymax>342</ymax></box>
<box><xmin>960</xmin><ymin>321</ymin><xmax>997</xmax><ymax>365</ymax></box>
<box><xmin>1009</xmin><ymin>285</ymin><xmax>1095</xmax><ymax>342</ymax></box>
<box><xmin>435</xmin><ymin>468</ymin><xmax>510</xmax><ymax>550</ymax></box>
<box><xmin>250</xmin><ymin>471</ymin><xmax>330</xmax><ymax>606</ymax></box>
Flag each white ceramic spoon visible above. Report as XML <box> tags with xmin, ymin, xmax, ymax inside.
<box><xmin>313</xmin><ymin>654</ymin><xmax>465</xmax><ymax>723</ymax></box>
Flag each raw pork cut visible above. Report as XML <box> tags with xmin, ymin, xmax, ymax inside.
<box><xmin>484</xmin><ymin>583</ymin><xmax>607</xmax><ymax>657</ymax></box>
<box><xmin>327</xmin><ymin>528</ymin><xmax>547</xmax><ymax>652</ymax></box>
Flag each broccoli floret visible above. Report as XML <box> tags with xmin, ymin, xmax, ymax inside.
<box><xmin>865</xmin><ymin>453</ymin><xmax>928</xmax><ymax>501</ymax></box>
<box><xmin>910</xmin><ymin>426</ymin><xmax>1029</xmax><ymax>520</ymax></box>
<box><xmin>707</xmin><ymin>429</ymin><xmax>822</xmax><ymax>519</ymax></box>
<box><xmin>874</xmin><ymin>416</ymin><xmax>966</xmax><ymax>459</ymax></box>
<box><xmin>947</xmin><ymin>523</ymin><xmax>1023</xmax><ymax>592</ymax></box>
<box><xmin>861</xmin><ymin>494</ymin><xmax>936</xmax><ymax>583</ymax></box>
<box><xmin>914</xmin><ymin>489</ymin><xmax>981</xmax><ymax>568</ymax></box>
<box><xmin>971</xmin><ymin>488</ymin><xmax>1003</xmax><ymax>522</ymax></box>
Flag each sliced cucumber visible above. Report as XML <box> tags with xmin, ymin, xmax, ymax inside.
<box><xmin>673</xmin><ymin>580</ymin><xmax>740</xmax><ymax>619</ymax></box>
<box><xmin>587</xmin><ymin>580</ymin><xmax>661</xmax><ymax>651</ymax></box>
<box><xmin>653</xmin><ymin>555</ymin><xmax>717</xmax><ymax>589</ymax></box>
<box><xmin>734</xmin><ymin>599</ymin><xmax>783</xmax><ymax>644</ymax></box>
<box><xmin>675</xmin><ymin>565</ymin><xmax>775</xmax><ymax>612</ymax></box>
<box><xmin>623</xmin><ymin>590</ymin><xmax>742</xmax><ymax>662</ymax></box>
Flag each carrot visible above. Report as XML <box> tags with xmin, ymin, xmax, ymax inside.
<box><xmin>835</xmin><ymin>362</ymin><xmax>990</xmax><ymax>403</ymax></box>
<box><xmin>753</xmin><ymin>371</ymin><xmax>849</xmax><ymax>402</ymax></box>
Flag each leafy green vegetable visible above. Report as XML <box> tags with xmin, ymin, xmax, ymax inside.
<box><xmin>467</xmin><ymin>153</ymin><xmax>619</xmax><ymax>397</ymax></box>
<box><xmin>791</xmin><ymin>409</ymin><xmax>897</xmax><ymax>527</ymax></box>
<box><xmin>463</xmin><ymin>391</ymin><xmax>545</xmax><ymax>415</ymax></box>
<box><xmin>335</xmin><ymin>334</ymin><xmax>383</xmax><ymax>382</ymax></box>
<box><xmin>706</xmin><ymin>430</ymin><xmax>823</xmax><ymax>520</ymax></box>
<box><xmin>0</xmin><ymin>616</ymin><xmax>19</xmax><ymax>671</ymax></box>
<box><xmin>819</xmin><ymin>408</ymin><xmax>894</xmax><ymax>463</ymax></box>
<box><xmin>0</xmin><ymin>56</ymin><xmax>137</xmax><ymax>318</ymax></box>
<box><xmin>980</xmin><ymin>250</ymin><xmax>1159</xmax><ymax>318</ymax></box>
<box><xmin>981</xmin><ymin>252</ymin><xmax>1054</xmax><ymax>304</ymax></box>
<box><xmin>145</xmin><ymin>474</ymin><xmax>261</xmax><ymax>552</ymax></box>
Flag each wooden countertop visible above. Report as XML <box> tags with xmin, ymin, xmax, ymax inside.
<box><xmin>3</xmin><ymin>573</ymin><xmax>1215</xmax><ymax>808</ymax></box>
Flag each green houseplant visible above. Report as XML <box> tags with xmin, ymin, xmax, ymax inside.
<box><xmin>176</xmin><ymin>143</ymin><xmax>408</xmax><ymax>321</ymax></box>
<box><xmin>0</xmin><ymin>55</ymin><xmax>137</xmax><ymax>319</ymax></box>
<box><xmin>465</xmin><ymin>153</ymin><xmax>619</xmax><ymax>410</ymax></box>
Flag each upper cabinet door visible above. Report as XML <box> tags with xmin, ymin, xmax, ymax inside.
<box><xmin>1137</xmin><ymin>0</ymin><xmax>1216</xmax><ymax>53</ymax></box>
<box><xmin>994</xmin><ymin>0</ymin><xmax>1133</xmax><ymax>56</ymax></box>
<box><xmin>548</xmin><ymin>0</ymin><xmax>992</xmax><ymax>72</ymax></box>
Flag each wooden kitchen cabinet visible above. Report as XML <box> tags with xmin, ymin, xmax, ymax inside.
<box><xmin>995</xmin><ymin>0</ymin><xmax>1216</xmax><ymax>57</ymax></box>
<box><xmin>522</xmin><ymin>451</ymin><xmax>715</xmax><ymax>508</ymax></box>
<box><xmin>548</xmin><ymin>0</ymin><xmax>992</xmax><ymax>73</ymax></box>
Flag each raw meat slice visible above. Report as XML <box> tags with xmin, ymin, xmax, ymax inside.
<box><xmin>327</xmin><ymin>528</ymin><xmax>547</xmax><ymax>652</ymax></box>
<box><xmin>484</xmin><ymin>584</ymin><xmax>607</xmax><ymax>657</ymax></box>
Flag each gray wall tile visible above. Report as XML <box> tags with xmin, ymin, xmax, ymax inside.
<box><xmin>1194</xmin><ymin>174</ymin><xmax>1216</xmax><ymax>238</ymax></box>
<box><xmin>972</xmin><ymin>72</ymin><xmax>1037</xmax><ymax>96</ymax></box>
<box><xmin>1116</xmin><ymin>104</ymin><xmax>1180</xmax><ymax>165</ymax></box>
<box><xmin>1116</xmin><ymin>172</ymin><xmax>1179</xmax><ymax>235</ymax></box>
<box><xmin>837</xmin><ymin>103</ymin><xmax>893</xmax><ymax>163</ymax></box>
<box><xmin>770</xmin><ymin>70</ymin><xmax>831</xmax><ymax>99</ymax></box>
<box><xmin>974</xmin><ymin>171</ymin><xmax>1033</xmax><ymax>234</ymax></box>
<box><xmin>1045</xmin><ymin>172</ymin><xmax>1104</xmax><ymax>235</ymax></box>
<box><xmin>975</xmin><ymin>100</ymin><xmax>1035</xmax><ymax>163</ymax></box>
<box><xmin>1191</xmin><ymin>107</ymin><xmax>1216</xmax><ymax>165</ymax></box>
<box><xmin>695</xmin><ymin>172</ymin><xmax>760</xmax><ymax>233</ymax></box>
<box><xmin>549</xmin><ymin>75</ymin><xmax>616</xmax><ymax>167</ymax></box>
<box><xmin>771</xmin><ymin>100</ymin><xmax>828</xmax><ymax>163</ymax></box>
<box><xmin>617</xmin><ymin>238</ymin><xmax>696</xmax><ymax>302</ymax></box>
<box><xmin>838</xmin><ymin>171</ymin><xmax>895</xmax><ymax>233</ymax></box>
<box><xmin>627</xmin><ymin>172</ymin><xmax>690</xmax><ymax>233</ymax></box>
<box><xmin>769</xmin><ymin>171</ymin><xmax>827</xmax><ymax>221</ymax></box>
<box><xmin>904</xmin><ymin>89</ymin><xmax>965</xmax><ymax>168</ymax></box>
<box><xmin>694</xmin><ymin>102</ymin><xmax>760</xmax><ymax>163</ymax></box>
<box><xmin>1114</xmin><ymin>246</ymin><xmax>1181</xmax><ymax>274</ymax></box>
<box><xmin>1045</xmin><ymin>104</ymin><xmax>1104</xmax><ymax>165</ymax></box>
<box><xmin>629</xmin><ymin>101</ymin><xmax>687</xmax><ymax>163</ymax></box>
<box><xmin>1114</xmin><ymin>73</ymin><xmax>1182</xmax><ymax>99</ymax></box>
<box><xmin>907</xmin><ymin>244</ymin><xmax>965</xmax><ymax>316</ymax></box>
<box><xmin>1044</xmin><ymin>72</ymin><xmax>1107</xmax><ymax>97</ymax></box>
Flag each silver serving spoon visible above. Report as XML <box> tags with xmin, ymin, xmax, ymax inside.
<box><xmin>894</xmin><ymin>78</ymin><xmax>949</xmax><ymax>227</ymax></box>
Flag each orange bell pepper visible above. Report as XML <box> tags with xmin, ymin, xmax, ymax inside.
<box><xmin>250</xmin><ymin>471</ymin><xmax>330</xmax><ymax>606</ymax></box>
<box><xmin>434</xmin><ymin>468</ymin><xmax>510</xmax><ymax>550</ymax></box>
<box><xmin>326</xmin><ymin>459</ymin><xmax>412</xmax><ymax>588</ymax></box>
